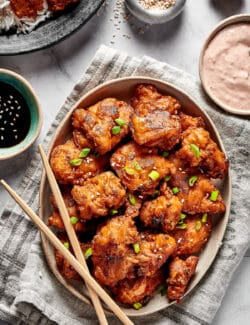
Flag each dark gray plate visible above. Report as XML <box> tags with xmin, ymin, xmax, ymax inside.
<box><xmin>0</xmin><ymin>0</ymin><xmax>104</xmax><ymax>55</ymax></box>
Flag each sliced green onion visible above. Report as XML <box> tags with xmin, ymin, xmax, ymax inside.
<box><xmin>190</xmin><ymin>144</ymin><xmax>200</xmax><ymax>158</ymax></box>
<box><xmin>148</xmin><ymin>170</ymin><xmax>160</xmax><ymax>181</ymax></box>
<box><xmin>115</xmin><ymin>118</ymin><xmax>126</xmax><ymax>126</ymax></box>
<box><xmin>70</xmin><ymin>158</ymin><xmax>82</xmax><ymax>166</ymax></box>
<box><xmin>180</xmin><ymin>213</ymin><xmax>186</xmax><ymax>220</ymax></box>
<box><xmin>112</xmin><ymin>126</ymin><xmax>121</xmax><ymax>135</ymax></box>
<box><xmin>152</xmin><ymin>189</ymin><xmax>159</xmax><ymax>198</ymax></box>
<box><xmin>84</xmin><ymin>247</ymin><xmax>93</xmax><ymax>260</ymax></box>
<box><xmin>195</xmin><ymin>220</ymin><xmax>202</xmax><ymax>231</ymax></box>
<box><xmin>110</xmin><ymin>208</ymin><xmax>118</xmax><ymax>216</ymax></box>
<box><xmin>172</xmin><ymin>187</ymin><xmax>179</xmax><ymax>195</ymax></box>
<box><xmin>133</xmin><ymin>243</ymin><xmax>140</xmax><ymax>254</ymax></box>
<box><xmin>164</xmin><ymin>175</ymin><xmax>171</xmax><ymax>182</ymax></box>
<box><xmin>133</xmin><ymin>302</ymin><xmax>142</xmax><ymax>310</ymax></box>
<box><xmin>70</xmin><ymin>216</ymin><xmax>79</xmax><ymax>225</ymax></box>
<box><xmin>176</xmin><ymin>223</ymin><xmax>187</xmax><ymax>229</ymax></box>
<box><xmin>210</xmin><ymin>190</ymin><xmax>219</xmax><ymax>201</ymax></box>
<box><xmin>157</xmin><ymin>284</ymin><xmax>167</xmax><ymax>296</ymax></box>
<box><xmin>128</xmin><ymin>193</ymin><xmax>136</xmax><ymax>206</ymax></box>
<box><xmin>93</xmin><ymin>151</ymin><xmax>100</xmax><ymax>158</ymax></box>
<box><xmin>189</xmin><ymin>175</ymin><xmax>198</xmax><ymax>187</ymax></box>
<box><xmin>63</xmin><ymin>242</ymin><xmax>69</xmax><ymax>249</ymax></box>
<box><xmin>162</xmin><ymin>151</ymin><xmax>169</xmax><ymax>158</ymax></box>
<box><xmin>201</xmin><ymin>213</ymin><xmax>208</xmax><ymax>223</ymax></box>
<box><xmin>177</xmin><ymin>220</ymin><xmax>184</xmax><ymax>225</ymax></box>
<box><xmin>133</xmin><ymin>160</ymin><xmax>142</xmax><ymax>171</ymax></box>
<box><xmin>124</xmin><ymin>166</ymin><xmax>136</xmax><ymax>175</ymax></box>
<box><xmin>79</xmin><ymin>148</ymin><xmax>91</xmax><ymax>158</ymax></box>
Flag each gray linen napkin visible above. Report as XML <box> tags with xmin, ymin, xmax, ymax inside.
<box><xmin>0</xmin><ymin>45</ymin><xmax>249</xmax><ymax>325</ymax></box>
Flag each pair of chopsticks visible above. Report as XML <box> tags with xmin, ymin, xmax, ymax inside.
<box><xmin>0</xmin><ymin>144</ymin><xmax>134</xmax><ymax>325</ymax></box>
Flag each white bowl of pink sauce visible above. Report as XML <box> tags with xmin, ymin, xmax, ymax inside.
<box><xmin>199</xmin><ymin>14</ymin><xmax>250</xmax><ymax>116</ymax></box>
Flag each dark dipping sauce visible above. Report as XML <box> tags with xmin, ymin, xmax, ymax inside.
<box><xmin>0</xmin><ymin>82</ymin><xmax>31</xmax><ymax>148</ymax></box>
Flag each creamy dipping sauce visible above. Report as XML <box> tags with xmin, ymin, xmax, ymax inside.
<box><xmin>202</xmin><ymin>22</ymin><xmax>250</xmax><ymax>113</ymax></box>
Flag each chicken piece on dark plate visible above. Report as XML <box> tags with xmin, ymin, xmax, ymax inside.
<box><xmin>110</xmin><ymin>141</ymin><xmax>171</xmax><ymax>196</ymax></box>
<box><xmin>130</xmin><ymin>84</ymin><xmax>181</xmax><ymax>150</ymax></box>
<box><xmin>72</xmin><ymin>98</ymin><xmax>133</xmax><ymax>155</ymax></box>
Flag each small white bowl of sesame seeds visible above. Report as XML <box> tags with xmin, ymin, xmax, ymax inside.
<box><xmin>126</xmin><ymin>0</ymin><xmax>186</xmax><ymax>25</ymax></box>
<box><xmin>0</xmin><ymin>69</ymin><xmax>42</xmax><ymax>160</ymax></box>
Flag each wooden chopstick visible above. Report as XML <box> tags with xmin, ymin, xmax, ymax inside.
<box><xmin>0</xmin><ymin>179</ymin><xmax>134</xmax><ymax>325</ymax></box>
<box><xmin>38</xmin><ymin>145</ymin><xmax>108</xmax><ymax>325</ymax></box>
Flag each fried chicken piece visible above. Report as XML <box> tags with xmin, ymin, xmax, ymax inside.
<box><xmin>48</xmin><ymin>211</ymin><xmax>86</xmax><ymax>232</ymax></box>
<box><xmin>124</xmin><ymin>194</ymin><xmax>142</xmax><ymax>219</ymax></box>
<box><xmin>140</xmin><ymin>193</ymin><xmax>182</xmax><ymax>232</ymax></box>
<box><xmin>72</xmin><ymin>98</ymin><xmax>133</xmax><ymax>155</ymax></box>
<box><xmin>50</xmin><ymin>139</ymin><xmax>107</xmax><ymax>185</ymax></box>
<box><xmin>110</xmin><ymin>142</ymin><xmax>171</xmax><ymax>195</ymax></box>
<box><xmin>10</xmin><ymin>0</ymin><xmax>44</xmax><ymax>18</ymax></box>
<box><xmin>110</xmin><ymin>269</ymin><xmax>164</xmax><ymax>306</ymax></box>
<box><xmin>180</xmin><ymin>112</ymin><xmax>205</xmax><ymax>131</ymax></box>
<box><xmin>167</xmin><ymin>256</ymin><xmax>198</xmax><ymax>302</ymax></box>
<box><xmin>170</xmin><ymin>215</ymin><xmax>212</xmax><ymax>256</ymax></box>
<box><xmin>55</xmin><ymin>233</ymin><xmax>91</xmax><ymax>280</ymax></box>
<box><xmin>176</xmin><ymin>127</ymin><xmax>229</xmax><ymax>178</ymax></box>
<box><xmin>92</xmin><ymin>216</ymin><xmax>139</xmax><ymax>287</ymax></box>
<box><xmin>47</xmin><ymin>0</ymin><xmax>79</xmax><ymax>12</ymax></box>
<box><xmin>72</xmin><ymin>129</ymin><xmax>94</xmax><ymax>149</ymax></box>
<box><xmin>131</xmin><ymin>84</ymin><xmax>181</xmax><ymax>150</ymax></box>
<box><xmin>71</xmin><ymin>171</ymin><xmax>126</xmax><ymax>220</ymax></box>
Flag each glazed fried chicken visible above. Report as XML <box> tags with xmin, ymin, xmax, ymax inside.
<box><xmin>177</xmin><ymin>127</ymin><xmax>228</xmax><ymax>178</ymax></box>
<box><xmin>47</xmin><ymin>0</ymin><xmax>79</xmax><ymax>12</ymax></box>
<box><xmin>72</xmin><ymin>98</ymin><xmax>133</xmax><ymax>155</ymax></box>
<box><xmin>72</xmin><ymin>129</ymin><xmax>94</xmax><ymax>149</ymax></box>
<box><xmin>10</xmin><ymin>0</ymin><xmax>44</xmax><ymax>18</ymax></box>
<box><xmin>50</xmin><ymin>139</ymin><xmax>107</xmax><ymax>185</ymax></box>
<box><xmin>110</xmin><ymin>142</ymin><xmax>171</xmax><ymax>195</ymax></box>
<box><xmin>111</xmin><ymin>269</ymin><xmax>164</xmax><ymax>306</ymax></box>
<box><xmin>92</xmin><ymin>215</ymin><xmax>139</xmax><ymax>287</ymax></box>
<box><xmin>140</xmin><ymin>193</ymin><xmax>182</xmax><ymax>232</ymax></box>
<box><xmin>170</xmin><ymin>215</ymin><xmax>212</xmax><ymax>256</ymax></box>
<box><xmin>71</xmin><ymin>171</ymin><xmax>126</xmax><ymax>220</ymax></box>
<box><xmin>180</xmin><ymin>112</ymin><xmax>205</xmax><ymax>131</ymax></box>
<box><xmin>167</xmin><ymin>256</ymin><xmax>198</xmax><ymax>302</ymax></box>
<box><xmin>131</xmin><ymin>84</ymin><xmax>181</xmax><ymax>150</ymax></box>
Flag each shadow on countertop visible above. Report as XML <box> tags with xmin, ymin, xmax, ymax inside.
<box><xmin>210</xmin><ymin>0</ymin><xmax>245</xmax><ymax>17</ymax></box>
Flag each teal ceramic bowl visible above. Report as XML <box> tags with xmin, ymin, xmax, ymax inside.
<box><xmin>0</xmin><ymin>69</ymin><xmax>42</xmax><ymax>160</ymax></box>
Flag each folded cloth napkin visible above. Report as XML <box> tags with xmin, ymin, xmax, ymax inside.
<box><xmin>0</xmin><ymin>45</ymin><xmax>249</xmax><ymax>325</ymax></box>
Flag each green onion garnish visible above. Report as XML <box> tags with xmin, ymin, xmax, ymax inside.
<box><xmin>79</xmin><ymin>148</ymin><xmax>91</xmax><ymax>158</ymax></box>
<box><xmin>133</xmin><ymin>160</ymin><xmax>142</xmax><ymax>171</ymax></box>
<box><xmin>70</xmin><ymin>216</ymin><xmax>79</xmax><ymax>225</ymax></box>
<box><xmin>189</xmin><ymin>175</ymin><xmax>198</xmax><ymax>187</ymax></box>
<box><xmin>124</xmin><ymin>167</ymin><xmax>136</xmax><ymax>175</ymax></box>
<box><xmin>180</xmin><ymin>213</ymin><xmax>186</xmax><ymax>220</ymax></box>
<box><xmin>70</xmin><ymin>158</ymin><xmax>82</xmax><ymax>166</ymax></box>
<box><xmin>210</xmin><ymin>190</ymin><xmax>219</xmax><ymax>201</ymax></box>
<box><xmin>162</xmin><ymin>151</ymin><xmax>169</xmax><ymax>158</ymax></box>
<box><xmin>152</xmin><ymin>189</ymin><xmax>159</xmax><ymax>198</ymax></box>
<box><xmin>63</xmin><ymin>242</ymin><xmax>69</xmax><ymax>249</ymax></box>
<box><xmin>195</xmin><ymin>220</ymin><xmax>202</xmax><ymax>231</ymax></box>
<box><xmin>133</xmin><ymin>243</ymin><xmax>140</xmax><ymax>254</ymax></box>
<box><xmin>172</xmin><ymin>187</ymin><xmax>179</xmax><ymax>194</ymax></box>
<box><xmin>112</xmin><ymin>126</ymin><xmax>121</xmax><ymax>135</ymax></box>
<box><xmin>190</xmin><ymin>144</ymin><xmax>200</xmax><ymax>158</ymax></box>
<box><xmin>133</xmin><ymin>302</ymin><xmax>142</xmax><ymax>310</ymax></box>
<box><xmin>201</xmin><ymin>213</ymin><xmax>208</xmax><ymax>223</ymax></box>
<box><xmin>110</xmin><ymin>208</ymin><xmax>118</xmax><ymax>215</ymax></box>
<box><xmin>115</xmin><ymin>118</ymin><xmax>126</xmax><ymax>126</ymax></box>
<box><xmin>157</xmin><ymin>284</ymin><xmax>167</xmax><ymax>296</ymax></box>
<box><xmin>128</xmin><ymin>193</ymin><xmax>136</xmax><ymax>206</ymax></box>
<box><xmin>148</xmin><ymin>170</ymin><xmax>160</xmax><ymax>181</ymax></box>
<box><xmin>164</xmin><ymin>175</ymin><xmax>171</xmax><ymax>182</ymax></box>
<box><xmin>176</xmin><ymin>223</ymin><xmax>187</xmax><ymax>229</ymax></box>
<box><xmin>84</xmin><ymin>247</ymin><xmax>93</xmax><ymax>260</ymax></box>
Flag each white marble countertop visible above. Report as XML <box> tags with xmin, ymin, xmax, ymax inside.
<box><xmin>0</xmin><ymin>0</ymin><xmax>249</xmax><ymax>324</ymax></box>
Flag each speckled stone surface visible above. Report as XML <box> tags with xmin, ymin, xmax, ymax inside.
<box><xmin>0</xmin><ymin>0</ymin><xmax>249</xmax><ymax>324</ymax></box>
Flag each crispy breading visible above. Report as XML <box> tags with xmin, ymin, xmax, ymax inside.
<box><xmin>47</xmin><ymin>0</ymin><xmax>78</xmax><ymax>12</ymax></box>
<box><xmin>170</xmin><ymin>215</ymin><xmax>212</xmax><ymax>256</ymax></box>
<box><xmin>180</xmin><ymin>112</ymin><xmax>205</xmax><ymax>131</ymax></box>
<box><xmin>50</xmin><ymin>139</ymin><xmax>107</xmax><ymax>185</ymax></box>
<box><xmin>71</xmin><ymin>171</ymin><xmax>126</xmax><ymax>220</ymax></box>
<box><xmin>131</xmin><ymin>84</ymin><xmax>181</xmax><ymax>150</ymax></box>
<box><xmin>72</xmin><ymin>129</ymin><xmax>94</xmax><ymax>149</ymax></box>
<box><xmin>10</xmin><ymin>0</ymin><xmax>44</xmax><ymax>18</ymax></box>
<box><xmin>110</xmin><ymin>269</ymin><xmax>164</xmax><ymax>306</ymax></box>
<box><xmin>72</xmin><ymin>98</ymin><xmax>133</xmax><ymax>155</ymax></box>
<box><xmin>167</xmin><ymin>256</ymin><xmax>198</xmax><ymax>302</ymax></box>
<box><xmin>176</xmin><ymin>127</ymin><xmax>229</xmax><ymax>178</ymax></box>
<box><xmin>110</xmin><ymin>142</ymin><xmax>171</xmax><ymax>195</ymax></box>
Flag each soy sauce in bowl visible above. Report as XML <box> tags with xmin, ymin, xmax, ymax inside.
<box><xmin>0</xmin><ymin>82</ymin><xmax>31</xmax><ymax>148</ymax></box>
